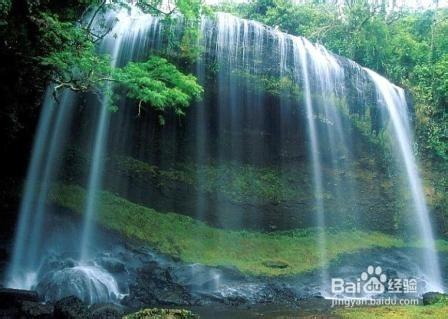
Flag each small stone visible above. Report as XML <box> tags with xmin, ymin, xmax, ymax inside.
<box><xmin>262</xmin><ymin>260</ymin><xmax>289</xmax><ymax>269</ymax></box>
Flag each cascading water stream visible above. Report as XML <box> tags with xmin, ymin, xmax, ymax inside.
<box><xmin>193</xmin><ymin>17</ymin><xmax>208</xmax><ymax>222</ymax></box>
<box><xmin>79</xmin><ymin>97</ymin><xmax>113</xmax><ymax>261</ymax></box>
<box><xmin>293</xmin><ymin>37</ymin><xmax>329</xmax><ymax>286</ymax></box>
<box><xmin>6</xmin><ymin>89</ymin><xmax>77</xmax><ymax>289</ymax></box>
<box><xmin>79</xmin><ymin>15</ymin><xmax>126</xmax><ymax>262</ymax></box>
<box><xmin>5</xmin><ymin>7</ymin><xmax>157</xmax><ymax>301</ymax></box>
<box><xmin>26</xmin><ymin>91</ymin><xmax>77</xmax><ymax>266</ymax></box>
<box><xmin>80</xmin><ymin>8</ymin><xmax>161</xmax><ymax>261</ymax></box>
<box><xmin>208</xmin><ymin>11</ymin><xmax>443</xmax><ymax>292</ymax></box>
<box><xmin>366</xmin><ymin>69</ymin><xmax>443</xmax><ymax>292</ymax></box>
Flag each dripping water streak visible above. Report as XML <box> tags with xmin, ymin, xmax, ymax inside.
<box><xmin>366</xmin><ymin>69</ymin><xmax>443</xmax><ymax>292</ymax></box>
<box><xmin>293</xmin><ymin>37</ymin><xmax>329</xmax><ymax>287</ymax></box>
<box><xmin>6</xmin><ymin>90</ymin><xmax>75</xmax><ymax>289</ymax></box>
<box><xmin>79</xmin><ymin>10</ymin><xmax>148</xmax><ymax>261</ymax></box>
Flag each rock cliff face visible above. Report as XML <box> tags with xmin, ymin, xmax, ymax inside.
<box><xmin>61</xmin><ymin>150</ymin><xmax>400</xmax><ymax>232</ymax></box>
<box><xmin>62</xmin><ymin>10</ymin><xmax>407</xmax><ymax>233</ymax></box>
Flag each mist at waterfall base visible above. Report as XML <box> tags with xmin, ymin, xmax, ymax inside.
<box><xmin>3</xmin><ymin>5</ymin><xmax>446</xmax><ymax>305</ymax></box>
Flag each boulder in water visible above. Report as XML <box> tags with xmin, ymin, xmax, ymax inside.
<box><xmin>124</xmin><ymin>262</ymin><xmax>192</xmax><ymax>307</ymax></box>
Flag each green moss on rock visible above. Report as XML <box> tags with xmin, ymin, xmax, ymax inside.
<box><xmin>47</xmin><ymin>183</ymin><xmax>441</xmax><ymax>277</ymax></box>
<box><xmin>112</xmin><ymin>155</ymin><xmax>308</xmax><ymax>204</ymax></box>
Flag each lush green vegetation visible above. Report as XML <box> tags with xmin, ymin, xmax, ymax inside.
<box><xmin>0</xmin><ymin>0</ymin><xmax>204</xmax><ymax>137</ymax></box>
<box><xmin>111</xmin><ymin>155</ymin><xmax>310</xmax><ymax>204</ymax></box>
<box><xmin>230</xmin><ymin>70</ymin><xmax>303</xmax><ymax>98</ymax></box>
<box><xmin>38</xmin><ymin>2</ymin><xmax>203</xmax><ymax>117</ymax></box>
<box><xmin>48</xmin><ymin>183</ymin><xmax>448</xmax><ymax>276</ymax></box>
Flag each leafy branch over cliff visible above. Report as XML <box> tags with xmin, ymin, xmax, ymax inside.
<box><xmin>38</xmin><ymin>2</ymin><xmax>203</xmax><ymax>118</ymax></box>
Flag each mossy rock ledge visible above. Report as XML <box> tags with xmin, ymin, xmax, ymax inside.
<box><xmin>48</xmin><ymin>183</ymin><xmax>448</xmax><ymax>277</ymax></box>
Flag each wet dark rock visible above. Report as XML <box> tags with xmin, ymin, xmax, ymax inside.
<box><xmin>0</xmin><ymin>288</ymin><xmax>39</xmax><ymax>308</ymax></box>
<box><xmin>54</xmin><ymin>296</ymin><xmax>89</xmax><ymax>319</ymax></box>
<box><xmin>422</xmin><ymin>292</ymin><xmax>448</xmax><ymax>305</ymax></box>
<box><xmin>96</xmin><ymin>257</ymin><xmax>126</xmax><ymax>273</ymax></box>
<box><xmin>90</xmin><ymin>303</ymin><xmax>124</xmax><ymax>318</ymax></box>
<box><xmin>39</xmin><ymin>256</ymin><xmax>77</xmax><ymax>277</ymax></box>
<box><xmin>19</xmin><ymin>300</ymin><xmax>53</xmax><ymax>318</ymax></box>
<box><xmin>222</xmin><ymin>295</ymin><xmax>247</xmax><ymax>306</ymax></box>
<box><xmin>126</xmin><ymin>262</ymin><xmax>192</xmax><ymax>307</ymax></box>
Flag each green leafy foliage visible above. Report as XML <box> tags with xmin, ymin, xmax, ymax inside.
<box><xmin>137</xmin><ymin>0</ymin><xmax>206</xmax><ymax>60</ymax></box>
<box><xmin>38</xmin><ymin>13</ymin><xmax>112</xmax><ymax>92</ymax></box>
<box><xmin>115</xmin><ymin>57</ymin><xmax>203</xmax><ymax>115</ymax></box>
<box><xmin>37</xmin><ymin>9</ymin><xmax>202</xmax><ymax>118</ymax></box>
<box><xmin>0</xmin><ymin>0</ymin><xmax>11</xmax><ymax>25</ymax></box>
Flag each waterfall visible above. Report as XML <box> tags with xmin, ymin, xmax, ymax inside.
<box><xmin>5</xmin><ymin>5</ymin><xmax>444</xmax><ymax>300</ymax></box>
<box><xmin>193</xmin><ymin>17</ymin><xmax>208</xmax><ymax>222</ymax></box>
<box><xmin>293</xmin><ymin>37</ymin><xmax>328</xmax><ymax>287</ymax></box>
<box><xmin>79</xmin><ymin>8</ymin><xmax>138</xmax><ymax>261</ymax></box>
<box><xmin>5</xmin><ymin>6</ymin><xmax>160</xmax><ymax>300</ymax></box>
<box><xmin>6</xmin><ymin>89</ymin><xmax>76</xmax><ymax>289</ymax></box>
<box><xmin>366</xmin><ymin>69</ymin><xmax>443</xmax><ymax>292</ymax></box>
